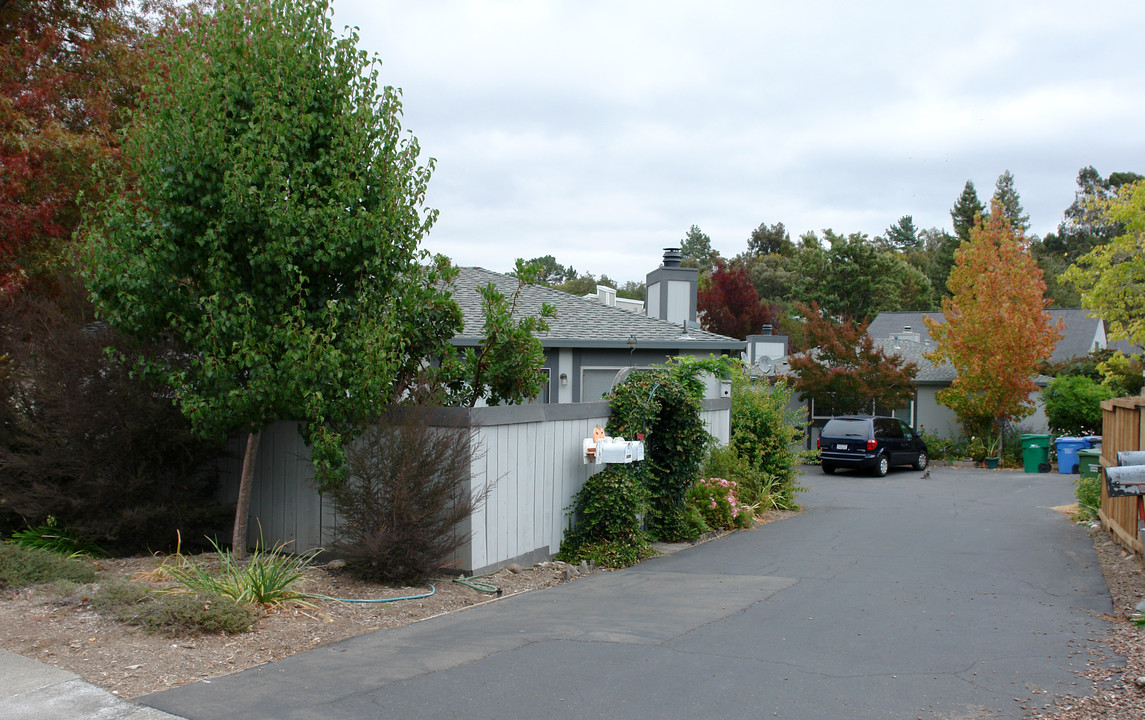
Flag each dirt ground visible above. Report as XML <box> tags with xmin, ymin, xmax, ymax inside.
<box><xmin>0</xmin><ymin>509</ymin><xmax>1142</xmax><ymax>718</ymax></box>
<box><xmin>0</xmin><ymin>554</ymin><xmax>594</xmax><ymax>699</ymax></box>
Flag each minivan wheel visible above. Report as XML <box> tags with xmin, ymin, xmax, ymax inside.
<box><xmin>822</xmin><ymin>463</ymin><xmax>836</xmax><ymax>475</ymax></box>
<box><xmin>912</xmin><ymin>451</ymin><xmax>928</xmax><ymax>471</ymax></box>
<box><xmin>873</xmin><ymin>455</ymin><xmax>889</xmax><ymax>477</ymax></box>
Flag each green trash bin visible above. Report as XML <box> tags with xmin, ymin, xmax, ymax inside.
<box><xmin>1020</xmin><ymin>433</ymin><xmax>1052</xmax><ymax>473</ymax></box>
<box><xmin>1077</xmin><ymin>448</ymin><xmax>1102</xmax><ymax>480</ymax></box>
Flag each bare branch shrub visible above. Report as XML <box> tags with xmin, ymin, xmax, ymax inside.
<box><xmin>329</xmin><ymin>411</ymin><xmax>488</xmax><ymax>584</ymax></box>
<box><xmin>0</xmin><ymin>277</ymin><xmax>229</xmax><ymax>553</ymax></box>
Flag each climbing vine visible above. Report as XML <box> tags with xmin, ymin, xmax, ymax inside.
<box><xmin>605</xmin><ymin>356</ymin><xmax>734</xmax><ymax>541</ymax></box>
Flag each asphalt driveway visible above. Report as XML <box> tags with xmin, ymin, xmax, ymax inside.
<box><xmin>142</xmin><ymin>465</ymin><xmax>1114</xmax><ymax>719</ymax></box>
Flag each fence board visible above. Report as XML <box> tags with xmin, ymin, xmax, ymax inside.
<box><xmin>1099</xmin><ymin>396</ymin><xmax>1145</xmax><ymax>555</ymax></box>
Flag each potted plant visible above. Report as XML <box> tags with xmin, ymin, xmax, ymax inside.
<box><xmin>984</xmin><ymin>434</ymin><xmax>1001</xmax><ymax>469</ymax></box>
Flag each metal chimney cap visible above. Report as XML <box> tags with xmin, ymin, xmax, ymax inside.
<box><xmin>761</xmin><ymin>323</ymin><xmax>773</xmax><ymax>335</ymax></box>
<box><xmin>662</xmin><ymin>248</ymin><xmax>683</xmax><ymax>267</ymax></box>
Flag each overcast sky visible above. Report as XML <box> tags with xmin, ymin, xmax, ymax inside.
<box><xmin>331</xmin><ymin>0</ymin><xmax>1145</xmax><ymax>284</ymax></box>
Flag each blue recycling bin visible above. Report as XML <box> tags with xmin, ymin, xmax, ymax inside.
<box><xmin>1054</xmin><ymin>437</ymin><xmax>1088</xmax><ymax>474</ymax></box>
<box><xmin>1082</xmin><ymin>435</ymin><xmax>1102</xmax><ymax>449</ymax></box>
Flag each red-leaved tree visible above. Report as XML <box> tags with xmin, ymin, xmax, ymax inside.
<box><xmin>789</xmin><ymin>302</ymin><xmax>918</xmax><ymax>416</ymax></box>
<box><xmin>0</xmin><ymin>0</ymin><xmax>154</xmax><ymax>296</ymax></box>
<box><xmin>698</xmin><ymin>258</ymin><xmax>773</xmax><ymax>339</ymax></box>
<box><xmin>925</xmin><ymin>203</ymin><xmax>1062</xmax><ymax>446</ymax></box>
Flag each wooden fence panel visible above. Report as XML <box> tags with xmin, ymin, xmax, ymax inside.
<box><xmin>1099</xmin><ymin>396</ymin><xmax>1145</xmax><ymax>555</ymax></box>
<box><xmin>217</xmin><ymin>399</ymin><xmax>730</xmax><ymax>572</ymax></box>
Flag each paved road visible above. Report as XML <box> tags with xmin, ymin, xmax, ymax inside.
<box><xmin>142</xmin><ymin>466</ymin><xmax>1113</xmax><ymax>720</ymax></box>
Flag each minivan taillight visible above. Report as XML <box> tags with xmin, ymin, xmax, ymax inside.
<box><xmin>816</xmin><ymin>437</ymin><xmax>822</xmax><ymax>449</ymax></box>
<box><xmin>866</xmin><ymin>439</ymin><xmax>877</xmax><ymax>451</ymax></box>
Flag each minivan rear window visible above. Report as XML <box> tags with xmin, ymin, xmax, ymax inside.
<box><xmin>822</xmin><ymin>418</ymin><xmax>869</xmax><ymax>437</ymax></box>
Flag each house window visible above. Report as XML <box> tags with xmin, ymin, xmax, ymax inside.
<box><xmin>580</xmin><ymin>367</ymin><xmax>625</xmax><ymax>403</ymax></box>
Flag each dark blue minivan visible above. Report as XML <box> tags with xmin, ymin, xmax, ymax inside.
<box><xmin>817</xmin><ymin>416</ymin><xmax>929</xmax><ymax>476</ymax></box>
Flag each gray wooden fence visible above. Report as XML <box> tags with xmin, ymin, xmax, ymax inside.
<box><xmin>218</xmin><ymin>398</ymin><xmax>732</xmax><ymax>573</ymax></box>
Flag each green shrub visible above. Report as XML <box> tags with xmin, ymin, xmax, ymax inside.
<box><xmin>919</xmin><ymin>430</ymin><xmax>964</xmax><ymax>461</ymax></box>
<box><xmin>557</xmin><ymin>465</ymin><xmax>653</xmax><ymax>568</ymax></box>
<box><xmin>1044</xmin><ymin>375</ymin><xmax>1114</xmax><ymax>436</ymax></box>
<box><xmin>93</xmin><ymin>580</ymin><xmax>259</xmax><ymax>635</ymax></box>
<box><xmin>727</xmin><ymin>376</ymin><xmax>806</xmax><ymax>508</ymax></box>
<box><xmin>0</xmin><ymin>542</ymin><xmax>97</xmax><ymax>589</ymax></box>
<box><xmin>686</xmin><ymin>478</ymin><xmax>754</xmax><ymax>532</ymax></box>
<box><xmin>1074</xmin><ymin>475</ymin><xmax>1102</xmax><ymax>520</ymax></box>
<box><xmin>10</xmin><ymin>517</ymin><xmax>106</xmax><ymax>557</ymax></box>
<box><xmin>699</xmin><ymin>373</ymin><xmax>805</xmax><ymax>512</ymax></box>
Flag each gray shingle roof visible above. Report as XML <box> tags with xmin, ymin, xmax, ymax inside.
<box><xmin>871</xmin><ymin>337</ymin><xmax>954</xmax><ymax>384</ymax></box>
<box><xmin>869</xmin><ymin>309</ymin><xmax>1109</xmax><ymax>364</ymax></box>
<box><xmin>447</xmin><ymin>267</ymin><xmax>744</xmax><ymax>351</ymax></box>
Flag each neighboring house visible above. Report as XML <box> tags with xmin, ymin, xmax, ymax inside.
<box><xmin>218</xmin><ymin>250</ymin><xmax>745</xmax><ymax>571</ymax></box>
<box><xmin>864</xmin><ymin>309</ymin><xmax>1139</xmax><ymax>438</ymax></box>
<box><xmin>582</xmin><ymin>284</ymin><xmax>645</xmax><ymax>314</ymax></box>
<box><xmin>450</xmin><ymin>256</ymin><xmax>744</xmax><ymax>405</ymax></box>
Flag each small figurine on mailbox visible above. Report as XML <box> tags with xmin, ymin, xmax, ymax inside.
<box><xmin>583</xmin><ymin>425</ymin><xmax>644</xmax><ymax>465</ymax></box>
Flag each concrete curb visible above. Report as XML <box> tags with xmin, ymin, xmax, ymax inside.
<box><xmin>0</xmin><ymin>649</ymin><xmax>185</xmax><ymax>720</ymax></box>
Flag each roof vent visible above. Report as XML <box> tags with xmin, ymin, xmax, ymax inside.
<box><xmin>761</xmin><ymin>323</ymin><xmax>773</xmax><ymax>336</ymax></box>
<box><xmin>903</xmin><ymin>325</ymin><xmax>912</xmax><ymax>332</ymax></box>
<box><xmin>662</xmin><ymin>248</ymin><xmax>683</xmax><ymax>268</ymax></box>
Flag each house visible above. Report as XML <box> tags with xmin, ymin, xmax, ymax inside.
<box><xmin>865</xmin><ymin>309</ymin><xmax>1138</xmax><ymax>438</ymax></box>
<box><xmin>449</xmin><ymin>251</ymin><xmax>744</xmax><ymax>404</ymax></box>
<box><xmin>217</xmin><ymin>250</ymin><xmax>745</xmax><ymax>571</ymax></box>
<box><xmin>582</xmin><ymin>284</ymin><xmax>645</xmax><ymax>314</ymax></box>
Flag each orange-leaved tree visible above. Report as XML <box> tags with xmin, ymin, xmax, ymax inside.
<box><xmin>925</xmin><ymin>202</ymin><xmax>1061</xmax><ymax>453</ymax></box>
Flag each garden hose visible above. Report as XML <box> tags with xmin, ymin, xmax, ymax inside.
<box><xmin>303</xmin><ymin>584</ymin><xmax>436</xmax><ymax>604</ymax></box>
<box><xmin>453</xmin><ymin>572</ymin><xmax>502</xmax><ymax>596</ymax></box>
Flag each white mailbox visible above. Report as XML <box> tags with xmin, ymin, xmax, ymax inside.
<box><xmin>583</xmin><ymin>436</ymin><xmax>645</xmax><ymax>465</ymax></box>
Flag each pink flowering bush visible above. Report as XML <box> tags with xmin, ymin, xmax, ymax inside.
<box><xmin>685</xmin><ymin>477</ymin><xmax>754</xmax><ymax>532</ymax></box>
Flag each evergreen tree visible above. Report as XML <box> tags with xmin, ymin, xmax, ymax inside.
<box><xmin>991</xmin><ymin>170</ymin><xmax>1030</xmax><ymax>235</ymax></box>
<box><xmin>680</xmin><ymin>224</ymin><xmax>715</xmax><ymax>272</ymax></box>
<box><xmin>950</xmin><ymin>181</ymin><xmax>985</xmax><ymax>243</ymax></box>
<box><xmin>882</xmin><ymin>215</ymin><xmax>921</xmax><ymax>251</ymax></box>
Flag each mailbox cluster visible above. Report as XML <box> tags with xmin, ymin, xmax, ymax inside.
<box><xmin>583</xmin><ymin>425</ymin><xmax>645</xmax><ymax>466</ymax></box>
<box><xmin>1105</xmin><ymin>451</ymin><xmax>1145</xmax><ymax>497</ymax></box>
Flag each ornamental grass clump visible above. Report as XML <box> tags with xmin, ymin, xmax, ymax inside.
<box><xmin>165</xmin><ymin>537</ymin><xmax>317</xmax><ymax>607</ymax></box>
<box><xmin>686</xmin><ymin>477</ymin><xmax>755</xmax><ymax>533</ymax></box>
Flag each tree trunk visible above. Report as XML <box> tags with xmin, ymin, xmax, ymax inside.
<box><xmin>232</xmin><ymin>430</ymin><xmax>261</xmax><ymax>560</ymax></box>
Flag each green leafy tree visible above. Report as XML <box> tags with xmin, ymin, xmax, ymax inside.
<box><xmin>991</xmin><ymin>170</ymin><xmax>1030</xmax><ymax>235</ymax></box>
<box><xmin>951</xmin><ymin>180</ymin><xmax>984</xmax><ymax>243</ymax></box>
<box><xmin>1061</xmin><ymin>179</ymin><xmax>1145</xmax><ymax>351</ymax></box>
<box><xmin>788</xmin><ymin>303</ymin><xmax>918</xmax><ymax>415</ymax></box>
<box><xmin>84</xmin><ymin>0</ymin><xmax>460</xmax><ymax>556</ymax></box>
<box><xmin>925</xmin><ymin>203</ymin><xmax>1061</xmax><ymax>448</ymax></box>
<box><xmin>1034</xmin><ymin>167</ymin><xmax>1143</xmax><ymax>307</ymax></box>
<box><xmin>516</xmin><ymin>255</ymin><xmax>576</xmax><ymax>286</ymax></box>
<box><xmin>920</xmin><ymin>226</ymin><xmax>961</xmax><ymax>300</ymax></box>
<box><xmin>748</xmin><ymin>221</ymin><xmax>794</xmax><ymax>257</ymax></box>
<box><xmin>743</xmin><ymin>251</ymin><xmax>797</xmax><ymax>305</ymax></box>
<box><xmin>456</xmin><ymin>260</ymin><xmax>556</xmax><ymax>407</ymax></box>
<box><xmin>791</xmin><ymin>232</ymin><xmax>933</xmax><ymax>323</ymax></box>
